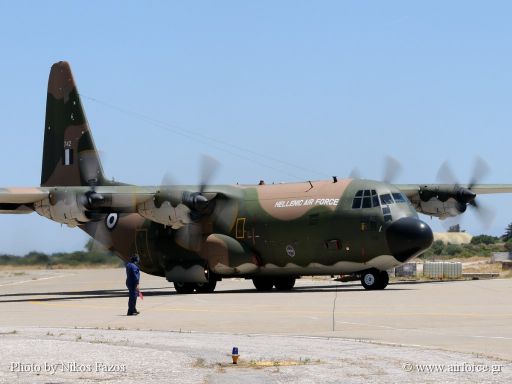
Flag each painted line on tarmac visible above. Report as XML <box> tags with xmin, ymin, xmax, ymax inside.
<box><xmin>0</xmin><ymin>274</ymin><xmax>75</xmax><ymax>287</ymax></box>
<box><xmin>29</xmin><ymin>301</ymin><xmax>119</xmax><ymax>310</ymax></box>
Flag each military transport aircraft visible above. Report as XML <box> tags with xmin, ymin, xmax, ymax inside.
<box><xmin>2</xmin><ymin>61</ymin><xmax>511</xmax><ymax>293</ymax></box>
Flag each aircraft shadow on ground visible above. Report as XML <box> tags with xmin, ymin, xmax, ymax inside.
<box><xmin>0</xmin><ymin>287</ymin><xmax>171</xmax><ymax>303</ymax></box>
<box><xmin>211</xmin><ymin>285</ymin><xmax>412</xmax><ymax>295</ymax></box>
<box><xmin>0</xmin><ymin>281</ymin><xmax>434</xmax><ymax>303</ymax></box>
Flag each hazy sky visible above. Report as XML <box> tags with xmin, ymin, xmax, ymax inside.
<box><xmin>0</xmin><ymin>1</ymin><xmax>511</xmax><ymax>255</ymax></box>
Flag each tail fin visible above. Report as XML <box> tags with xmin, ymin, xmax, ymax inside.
<box><xmin>41</xmin><ymin>61</ymin><xmax>106</xmax><ymax>187</ymax></box>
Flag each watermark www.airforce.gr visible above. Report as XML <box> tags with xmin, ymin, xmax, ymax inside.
<box><xmin>9</xmin><ymin>361</ymin><xmax>126</xmax><ymax>375</ymax></box>
<box><xmin>402</xmin><ymin>362</ymin><xmax>504</xmax><ymax>375</ymax></box>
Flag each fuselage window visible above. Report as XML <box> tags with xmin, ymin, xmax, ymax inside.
<box><xmin>380</xmin><ymin>193</ymin><xmax>394</xmax><ymax>205</ymax></box>
<box><xmin>392</xmin><ymin>193</ymin><xmax>406</xmax><ymax>203</ymax></box>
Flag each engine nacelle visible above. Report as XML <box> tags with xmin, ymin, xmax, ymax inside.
<box><xmin>34</xmin><ymin>191</ymin><xmax>90</xmax><ymax>227</ymax></box>
<box><xmin>137</xmin><ymin>199</ymin><xmax>192</xmax><ymax>228</ymax></box>
<box><xmin>415</xmin><ymin>197</ymin><xmax>466</xmax><ymax>219</ymax></box>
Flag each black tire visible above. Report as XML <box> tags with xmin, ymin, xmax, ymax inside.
<box><xmin>195</xmin><ymin>280</ymin><xmax>217</xmax><ymax>294</ymax></box>
<box><xmin>252</xmin><ymin>277</ymin><xmax>274</xmax><ymax>291</ymax></box>
<box><xmin>361</xmin><ymin>269</ymin><xmax>380</xmax><ymax>290</ymax></box>
<box><xmin>174</xmin><ymin>282</ymin><xmax>195</xmax><ymax>294</ymax></box>
<box><xmin>274</xmin><ymin>277</ymin><xmax>296</xmax><ymax>291</ymax></box>
<box><xmin>378</xmin><ymin>271</ymin><xmax>389</xmax><ymax>290</ymax></box>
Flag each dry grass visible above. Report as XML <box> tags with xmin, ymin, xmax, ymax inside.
<box><xmin>502</xmin><ymin>270</ymin><xmax>512</xmax><ymax>278</ymax></box>
<box><xmin>463</xmin><ymin>263</ymin><xmax>502</xmax><ymax>274</ymax></box>
<box><xmin>449</xmin><ymin>256</ymin><xmax>490</xmax><ymax>263</ymax></box>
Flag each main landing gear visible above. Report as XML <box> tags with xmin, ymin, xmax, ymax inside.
<box><xmin>360</xmin><ymin>269</ymin><xmax>389</xmax><ymax>290</ymax></box>
<box><xmin>252</xmin><ymin>277</ymin><xmax>296</xmax><ymax>291</ymax></box>
<box><xmin>174</xmin><ymin>280</ymin><xmax>217</xmax><ymax>294</ymax></box>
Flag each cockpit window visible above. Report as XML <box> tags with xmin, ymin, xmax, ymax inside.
<box><xmin>371</xmin><ymin>190</ymin><xmax>380</xmax><ymax>207</ymax></box>
<box><xmin>362</xmin><ymin>190</ymin><xmax>372</xmax><ymax>208</ymax></box>
<box><xmin>392</xmin><ymin>193</ymin><xmax>407</xmax><ymax>203</ymax></box>
<box><xmin>352</xmin><ymin>196</ymin><xmax>362</xmax><ymax>209</ymax></box>
<box><xmin>380</xmin><ymin>193</ymin><xmax>394</xmax><ymax>205</ymax></box>
<box><xmin>352</xmin><ymin>189</ymin><xmax>380</xmax><ymax>209</ymax></box>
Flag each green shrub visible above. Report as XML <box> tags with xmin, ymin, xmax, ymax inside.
<box><xmin>471</xmin><ymin>235</ymin><xmax>499</xmax><ymax>245</ymax></box>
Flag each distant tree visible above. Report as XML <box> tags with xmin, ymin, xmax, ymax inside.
<box><xmin>502</xmin><ymin>223</ymin><xmax>512</xmax><ymax>242</ymax></box>
<box><xmin>445</xmin><ymin>243</ymin><xmax>463</xmax><ymax>256</ymax></box>
<box><xmin>430</xmin><ymin>240</ymin><xmax>445</xmax><ymax>255</ymax></box>
<box><xmin>471</xmin><ymin>235</ymin><xmax>499</xmax><ymax>245</ymax></box>
<box><xmin>505</xmin><ymin>240</ymin><xmax>512</xmax><ymax>252</ymax></box>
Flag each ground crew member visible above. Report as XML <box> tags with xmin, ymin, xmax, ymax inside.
<box><xmin>126</xmin><ymin>255</ymin><xmax>140</xmax><ymax>316</ymax></box>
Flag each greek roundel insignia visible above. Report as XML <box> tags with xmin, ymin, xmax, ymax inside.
<box><xmin>285</xmin><ymin>244</ymin><xmax>296</xmax><ymax>258</ymax></box>
<box><xmin>105</xmin><ymin>213</ymin><xmax>119</xmax><ymax>230</ymax></box>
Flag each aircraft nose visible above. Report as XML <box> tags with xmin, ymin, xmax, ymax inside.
<box><xmin>386</xmin><ymin>217</ymin><xmax>433</xmax><ymax>262</ymax></box>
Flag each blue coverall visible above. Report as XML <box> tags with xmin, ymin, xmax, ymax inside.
<box><xmin>126</xmin><ymin>261</ymin><xmax>140</xmax><ymax>315</ymax></box>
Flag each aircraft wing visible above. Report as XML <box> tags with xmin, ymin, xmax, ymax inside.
<box><xmin>397</xmin><ymin>184</ymin><xmax>512</xmax><ymax>198</ymax></box>
<box><xmin>0</xmin><ymin>188</ymin><xmax>49</xmax><ymax>214</ymax></box>
<box><xmin>396</xmin><ymin>183</ymin><xmax>512</xmax><ymax>219</ymax></box>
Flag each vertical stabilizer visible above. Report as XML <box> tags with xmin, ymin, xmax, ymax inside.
<box><xmin>41</xmin><ymin>61</ymin><xmax>105</xmax><ymax>187</ymax></box>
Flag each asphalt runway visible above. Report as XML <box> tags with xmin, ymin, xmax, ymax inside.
<box><xmin>1</xmin><ymin>268</ymin><xmax>511</xmax><ymax>383</ymax></box>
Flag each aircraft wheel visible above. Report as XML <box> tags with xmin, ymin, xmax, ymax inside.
<box><xmin>252</xmin><ymin>278</ymin><xmax>274</xmax><ymax>291</ymax></box>
<box><xmin>274</xmin><ymin>277</ymin><xmax>296</xmax><ymax>291</ymax></box>
<box><xmin>378</xmin><ymin>271</ymin><xmax>389</xmax><ymax>290</ymax></box>
<box><xmin>173</xmin><ymin>282</ymin><xmax>195</xmax><ymax>294</ymax></box>
<box><xmin>195</xmin><ymin>280</ymin><xmax>217</xmax><ymax>294</ymax></box>
<box><xmin>361</xmin><ymin>269</ymin><xmax>381</xmax><ymax>290</ymax></box>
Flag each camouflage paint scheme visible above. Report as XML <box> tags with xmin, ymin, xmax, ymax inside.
<box><xmin>2</xmin><ymin>61</ymin><xmax>512</xmax><ymax>291</ymax></box>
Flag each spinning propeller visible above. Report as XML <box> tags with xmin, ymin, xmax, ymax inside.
<box><xmin>435</xmin><ymin>157</ymin><xmax>495</xmax><ymax>226</ymax></box>
<box><xmin>154</xmin><ymin>155</ymin><xmax>236</xmax><ymax>252</ymax></box>
<box><xmin>349</xmin><ymin>156</ymin><xmax>403</xmax><ymax>183</ymax></box>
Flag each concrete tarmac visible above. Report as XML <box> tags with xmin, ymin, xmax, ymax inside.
<box><xmin>1</xmin><ymin>268</ymin><xmax>511</xmax><ymax>383</ymax></box>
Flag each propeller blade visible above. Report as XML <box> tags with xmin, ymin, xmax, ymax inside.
<box><xmin>440</xmin><ymin>216</ymin><xmax>463</xmax><ymax>231</ymax></box>
<box><xmin>382</xmin><ymin>156</ymin><xmax>402</xmax><ymax>183</ymax></box>
<box><xmin>161</xmin><ymin>169</ymin><xmax>176</xmax><ymax>188</ymax></box>
<box><xmin>436</xmin><ymin>161</ymin><xmax>458</xmax><ymax>185</ymax></box>
<box><xmin>83</xmin><ymin>216</ymin><xmax>114</xmax><ymax>253</ymax></box>
<box><xmin>79</xmin><ymin>150</ymin><xmax>105</xmax><ymax>187</ymax></box>
<box><xmin>349</xmin><ymin>167</ymin><xmax>361</xmax><ymax>179</ymax></box>
<box><xmin>469</xmin><ymin>156</ymin><xmax>490</xmax><ymax>189</ymax></box>
<box><xmin>211</xmin><ymin>196</ymin><xmax>238</xmax><ymax>233</ymax></box>
<box><xmin>155</xmin><ymin>169</ymin><xmax>183</xmax><ymax>208</ymax></box>
<box><xmin>175</xmin><ymin>222</ymin><xmax>203</xmax><ymax>252</ymax></box>
<box><xmin>469</xmin><ymin>200</ymin><xmax>496</xmax><ymax>228</ymax></box>
<box><xmin>199</xmin><ymin>155</ymin><xmax>220</xmax><ymax>194</ymax></box>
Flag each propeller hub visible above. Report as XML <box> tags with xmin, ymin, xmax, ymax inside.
<box><xmin>456</xmin><ymin>188</ymin><xmax>476</xmax><ymax>204</ymax></box>
<box><xmin>193</xmin><ymin>194</ymin><xmax>209</xmax><ymax>211</ymax></box>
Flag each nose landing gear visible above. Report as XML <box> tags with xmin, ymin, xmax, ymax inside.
<box><xmin>360</xmin><ymin>269</ymin><xmax>389</xmax><ymax>290</ymax></box>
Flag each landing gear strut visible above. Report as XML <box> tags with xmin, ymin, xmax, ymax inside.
<box><xmin>360</xmin><ymin>269</ymin><xmax>389</xmax><ymax>290</ymax></box>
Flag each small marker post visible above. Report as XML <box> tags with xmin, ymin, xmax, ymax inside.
<box><xmin>231</xmin><ymin>347</ymin><xmax>239</xmax><ymax>364</ymax></box>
